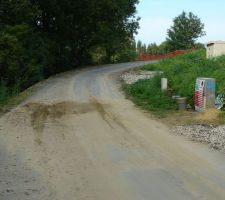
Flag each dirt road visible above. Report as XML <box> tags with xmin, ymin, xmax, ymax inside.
<box><xmin>1</xmin><ymin>62</ymin><xmax>225</xmax><ymax>200</ymax></box>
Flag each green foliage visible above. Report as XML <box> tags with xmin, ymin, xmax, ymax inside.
<box><xmin>89</xmin><ymin>47</ymin><xmax>107</xmax><ymax>65</ymax></box>
<box><xmin>113</xmin><ymin>39</ymin><xmax>137</xmax><ymax>62</ymax></box>
<box><xmin>136</xmin><ymin>40</ymin><xmax>142</xmax><ymax>54</ymax></box>
<box><xmin>194</xmin><ymin>42</ymin><xmax>205</xmax><ymax>49</ymax></box>
<box><xmin>166</xmin><ymin>12</ymin><xmax>205</xmax><ymax>51</ymax></box>
<box><xmin>136</xmin><ymin>40</ymin><xmax>147</xmax><ymax>54</ymax></box>
<box><xmin>158</xmin><ymin>41</ymin><xmax>170</xmax><ymax>54</ymax></box>
<box><xmin>0</xmin><ymin>0</ymin><xmax>140</xmax><ymax>105</ymax></box>
<box><xmin>91</xmin><ymin>39</ymin><xmax>137</xmax><ymax>64</ymax></box>
<box><xmin>0</xmin><ymin>84</ymin><xmax>8</xmax><ymax>104</ymax></box>
<box><xmin>147</xmin><ymin>43</ymin><xmax>159</xmax><ymax>54</ymax></box>
<box><xmin>123</xmin><ymin>76</ymin><xmax>177</xmax><ymax>115</ymax></box>
<box><xmin>0</xmin><ymin>0</ymin><xmax>38</xmax><ymax>27</ymax></box>
<box><xmin>142</xmin><ymin>50</ymin><xmax>225</xmax><ymax>106</ymax></box>
<box><xmin>92</xmin><ymin>0</ymin><xmax>140</xmax><ymax>63</ymax></box>
<box><xmin>138</xmin><ymin>41</ymin><xmax>170</xmax><ymax>55</ymax></box>
<box><xmin>0</xmin><ymin>24</ymin><xmax>46</xmax><ymax>89</ymax></box>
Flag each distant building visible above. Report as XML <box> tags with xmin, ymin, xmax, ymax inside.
<box><xmin>206</xmin><ymin>41</ymin><xmax>225</xmax><ymax>59</ymax></box>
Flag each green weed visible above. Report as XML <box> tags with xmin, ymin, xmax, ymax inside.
<box><xmin>123</xmin><ymin>76</ymin><xmax>177</xmax><ymax>117</ymax></box>
<box><xmin>142</xmin><ymin>50</ymin><xmax>225</xmax><ymax>106</ymax></box>
<box><xmin>124</xmin><ymin>50</ymin><xmax>225</xmax><ymax>119</ymax></box>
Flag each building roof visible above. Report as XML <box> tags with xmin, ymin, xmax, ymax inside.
<box><xmin>207</xmin><ymin>41</ymin><xmax>225</xmax><ymax>46</ymax></box>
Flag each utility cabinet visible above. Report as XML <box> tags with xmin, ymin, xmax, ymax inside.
<box><xmin>195</xmin><ymin>78</ymin><xmax>215</xmax><ymax>112</ymax></box>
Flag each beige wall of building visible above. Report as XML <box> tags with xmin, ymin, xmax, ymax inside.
<box><xmin>207</xmin><ymin>41</ymin><xmax>225</xmax><ymax>59</ymax></box>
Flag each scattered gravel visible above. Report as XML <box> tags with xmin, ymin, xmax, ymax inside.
<box><xmin>121</xmin><ymin>70</ymin><xmax>162</xmax><ymax>84</ymax></box>
<box><xmin>173</xmin><ymin>125</ymin><xmax>225</xmax><ymax>152</ymax></box>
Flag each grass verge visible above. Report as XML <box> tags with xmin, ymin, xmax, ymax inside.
<box><xmin>141</xmin><ymin>49</ymin><xmax>225</xmax><ymax>106</ymax></box>
<box><xmin>0</xmin><ymin>82</ymin><xmax>43</xmax><ymax>116</ymax></box>
<box><xmin>123</xmin><ymin>49</ymin><xmax>225</xmax><ymax>125</ymax></box>
<box><xmin>123</xmin><ymin>76</ymin><xmax>177</xmax><ymax>118</ymax></box>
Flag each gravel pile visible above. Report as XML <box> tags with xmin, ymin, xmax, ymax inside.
<box><xmin>174</xmin><ymin>125</ymin><xmax>225</xmax><ymax>152</ymax></box>
<box><xmin>121</xmin><ymin>71</ymin><xmax>162</xmax><ymax>84</ymax></box>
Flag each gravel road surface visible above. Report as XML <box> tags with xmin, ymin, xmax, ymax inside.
<box><xmin>1</xmin><ymin>61</ymin><xmax>225</xmax><ymax>200</ymax></box>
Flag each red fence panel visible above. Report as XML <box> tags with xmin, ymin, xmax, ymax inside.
<box><xmin>137</xmin><ymin>50</ymin><xmax>190</xmax><ymax>61</ymax></box>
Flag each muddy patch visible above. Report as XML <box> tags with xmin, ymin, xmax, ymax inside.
<box><xmin>90</xmin><ymin>98</ymin><xmax>113</xmax><ymax>128</ymax></box>
<box><xmin>24</xmin><ymin>100</ymin><xmax>128</xmax><ymax>144</ymax></box>
<box><xmin>24</xmin><ymin>102</ymin><xmax>94</xmax><ymax>127</ymax></box>
<box><xmin>24</xmin><ymin>101</ymin><xmax>96</xmax><ymax>144</ymax></box>
<box><xmin>110</xmin><ymin>115</ymin><xmax>129</xmax><ymax>132</ymax></box>
<box><xmin>90</xmin><ymin>98</ymin><xmax>128</xmax><ymax>132</ymax></box>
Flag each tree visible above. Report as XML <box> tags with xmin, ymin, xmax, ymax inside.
<box><xmin>158</xmin><ymin>41</ymin><xmax>169</xmax><ymax>54</ymax></box>
<box><xmin>0</xmin><ymin>0</ymin><xmax>46</xmax><ymax>89</ymax></box>
<box><xmin>0</xmin><ymin>0</ymin><xmax>39</xmax><ymax>28</ymax></box>
<box><xmin>0</xmin><ymin>0</ymin><xmax>140</xmax><ymax>100</ymax></box>
<box><xmin>112</xmin><ymin>38</ymin><xmax>137</xmax><ymax>63</ymax></box>
<box><xmin>32</xmin><ymin>0</ymin><xmax>140</xmax><ymax>65</ymax></box>
<box><xmin>166</xmin><ymin>11</ymin><xmax>205</xmax><ymax>51</ymax></box>
<box><xmin>136</xmin><ymin>40</ymin><xmax>142</xmax><ymax>54</ymax></box>
<box><xmin>142</xmin><ymin>44</ymin><xmax>147</xmax><ymax>53</ymax></box>
<box><xmin>136</xmin><ymin>40</ymin><xmax>147</xmax><ymax>54</ymax></box>
<box><xmin>147</xmin><ymin>43</ymin><xmax>159</xmax><ymax>54</ymax></box>
<box><xmin>194</xmin><ymin>42</ymin><xmax>205</xmax><ymax>49</ymax></box>
<box><xmin>91</xmin><ymin>0</ymin><xmax>140</xmax><ymax>63</ymax></box>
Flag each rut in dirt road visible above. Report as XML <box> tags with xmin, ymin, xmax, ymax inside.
<box><xmin>1</xmin><ymin>61</ymin><xmax>225</xmax><ymax>200</ymax></box>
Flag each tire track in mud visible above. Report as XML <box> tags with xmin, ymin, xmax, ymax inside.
<box><xmin>23</xmin><ymin>99</ymin><xmax>128</xmax><ymax>144</ymax></box>
<box><xmin>90</xmin><ymin>98</ymin><xmax>129</xmax><ymax>132</ymax></box>
<box><xmin>24</xmin><ymin>102</ymin><xmax>93</xmax><ymax>144</ymax></box>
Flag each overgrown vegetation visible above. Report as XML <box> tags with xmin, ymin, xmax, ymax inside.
<box><xmin>0</xmin><ymin>0</ymin><xmax>139</xmax><ymax>105</ymax></box>
<box><xmin>142</xmin><ymin>50</ymin><xmax>225</xmax><ymax>106</ymax></box>
<box><xmin>124</xmin><ymin>50</ymin><xmax>225</xmax><ymax>117</ymax></box>
<box><xmin>123</xmin><ymin>76</ymin><xmax>177</xmax><ymax>116</ymax></box>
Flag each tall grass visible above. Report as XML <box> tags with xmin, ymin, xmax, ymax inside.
<box><xmin>142</xmin><ymin>50</ymin><xmax>225</xmax><ymax>106</ymax></box>
<box><xmin>123</xmin><ymin>76</ymin><xmax>177</xmax><ymax>116</ymax></box>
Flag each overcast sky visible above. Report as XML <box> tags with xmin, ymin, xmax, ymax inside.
<box><xmin>136</xmin><ymin>0</ymin><xmax>225</xmax><ymax>45</ymax></box>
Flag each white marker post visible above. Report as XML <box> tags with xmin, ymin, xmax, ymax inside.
<box><xmin>161</xmin><ymin>78</ymin><xmax>168</xmax><ymax>91</ymax></box>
